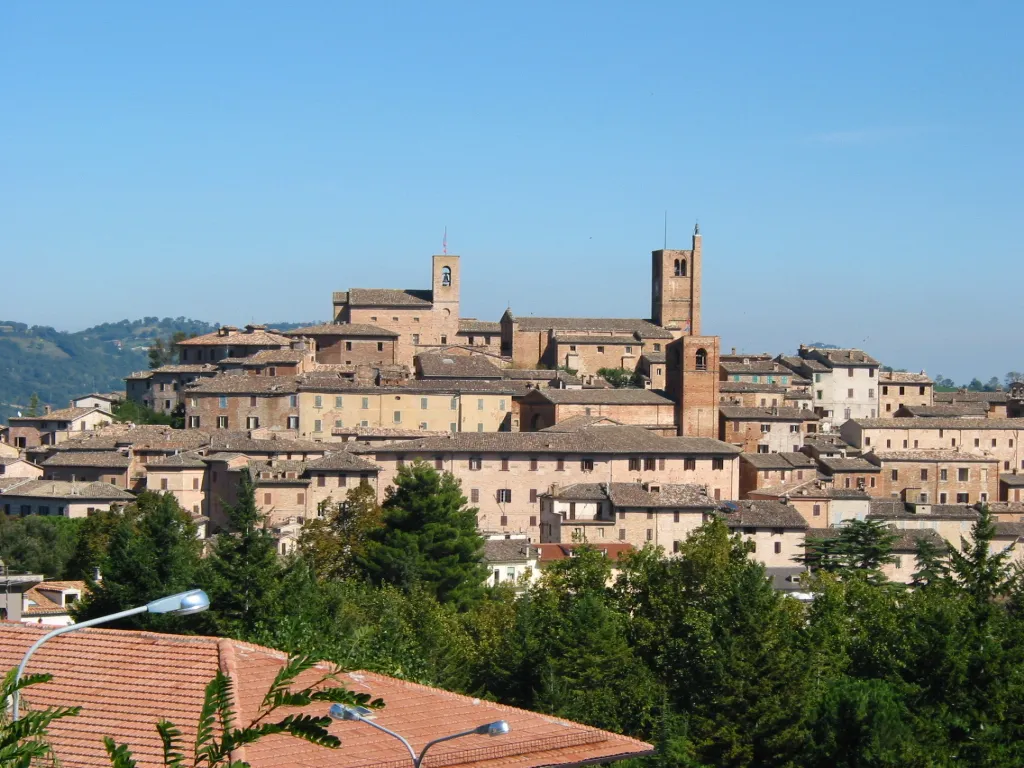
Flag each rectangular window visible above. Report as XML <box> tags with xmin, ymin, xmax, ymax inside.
<box><xmin>529</xmin><ymin>489</ymin><xmax>537</xmax><ymax>503</ymax></box>
<box><xmin>377</xmin><ymin>342</ymin><xmax>384</xmax><ymax>352</ymax></box>
<box><xmin>345</xmin><ymin>341</ymin><xmax>352</xmax><ymax>351</ymax></box>
<box><xmin>817</xmin><ymin>390</ymin><xmax>823</xmax><ymax>400</ymax></box>
<box><xmin>760</xmin><ymin>424</ymin><xmax>770</xmax><ymax>433</ymax></box>
<box><xmin>712</xmin><ymin>458</ymin><xmax>724</xmax><ymax>470</ymax></box>
<box><xmin>958</xmin><ymin>468</ymin><xmax>969</xmax><ymax>482</ymax></box>
<box><xmin>581</xmin><ymin>458</ymin><xmax>594</xmax><ymax>472</ymax></box>
<box><xmin>469</xmin><ymin>457</ymin><xmax>482</xmax><ymax>471</ymax></box>
<box><xmin>419</xmin><ymin>422</ymin><xmax>428</xmax><ymax>430</ymax></box>
<box><xmin>530</xmin><ymin>515</ymin><xmax>537</xmax><ymax>527</ymax></box>
<box><xmin>957</xmin><ymin>493</ymin><xmax>969</xmax><ymax>503</ymax></box>
<box><xmin>847</xmin><ymin>388</ymin><xmax>854</xmax><ymax>398</ymax></box>
<box><xmin>940</xmin><ymin>468</ymin><xmax>948</xmax><ymax>481</ymax></box>
<box><xmin>644</xmin><ymin>458</ymin><xmax>656</xmax><ymax>471</ymax></box>
<box><xmin>289</xmin><ymin>395</ymin><xmax>298</xmax><ymax>407</ymax></box>
<box><xmin>450</xmin><ymin>422</ymin><xmax>457</xmax><ymax>433</ymax></box>
<box><xmin>412</xmin><ymin>334</ymin><xmax>420</xmax><ymax>345</ymax></box>
<box><xmin>193</xmin><ymin>477</ymin><xmax>200</xmax><ymax>490</ymax></box>
<box><xmin>217</xmin><ymin>416</ymin><xmax>228</xmax><ymax>429</ymax></box>
<box><xmin>646</xmin><ymin>529</ymin><xmax>653</xmax><ymax>542</ymax></box>
<box><xmin>189</xmin><ymin>416</ymin><xmax>201</xmax><ymax>428</ymax></box>
<box><xmin>629</xmin><ymin>458</ymin><xmax>641</xmax><ymax>471</ymax></box>
<box><xmin>891</xmin><ymin>469</ymin><xmax>899</xmax><ymax>481</ymax></box>
<box><xmin>160</xmin><ymin>478</ymin><xmax>168</xmax><ymax>490</ymax></box>
<box><xmin>530</xmin><ymin>457</ymin><xmax>539</xmax><ymax>471</ymax></box>
<box><xmin>335</xmin><ymin>396</ymin><xmax>343</xmax><ymax>408</ymax></box>
<box><xmin>940</xmin><ymin>492</ymin><xmax>948</xmax><ymax>503</ymax></box>
<box><xmin>317</xmin><ymin>475</ymin><xmax>326</xmax><ymax>487</ymax></box>
<box><xmin>247</xmin><ymin>416</ymin><xmax>259</xmax><ymax>429</ymax></box>
<box><xmin>335</xmin><ymin>419</ymin><xmax>343</xmax><ymax>429</ymax></box>
<box><xmin>287</xmin><ymin>416</ymin><xmax>299</xmax><ymax>429</ymax></box>
<box><xmin>921</xmin><ymin>469</ymin><xmax>928</xmax><ymax>481</ymax></box>
<box><xmin>597</xmin><ymin>346</ymin><xmax>604</xmax><ymax>353</ymax></box>
<box><xmin>249</xmin><ymin>396</ymin><xmax>257</xmax><ymax>407</ymax></box>
<box><xmin>470</xmin><ymin>488</ymin><xmax>480</xmax><ymax>503</ymax></box>
<box><xmin>264</xmin><ymin>493</ymin><xmax>272</xmax><ymax>505</ymax></box>
<box><xmin>848</xmin><ymin>368</ymin><xmax>854</xmax><ymax>377</ymax></box>
<box><xmin>393</xmin><ymin>411</ymin><xmax>401</xmax><ymax>424</ymax></box>
<box><xmin>684</xmin><ymin>458</ymin><xmax>696</xmax><ymax>471</ymax></box>
<box><xmin>450</xmin><ymin>397</ymin><xmax>458</xmax><ymax>411</ymax></box>
<box><xmin>314</xmin><ymin>419</ymin><xmax>322</xmax><ymax>432</ymax></box>
<box><xmin>477</xmin><ymin>423</ymin><xmax>484</xmax><ymax>432</ymax></box>
<box><xmin>218</xmin><ymin>396</ymin><xmax>228</xmax><ymax>408</ymax></box>
<box><xmin>619</xmin><ymin>529</ymin><xmax>626</xmax><ymax>541</ymax></box>
<box><xmin>477</xmin><ymin>399</ymin><xmax>484</xmax><ymax>411</ymax></box>
<box><xmin>314</xmin><ymin>395</ymin><xmax>323</xmax><ymax>408</ymax></box>
<box><xmin>556</xmin><ymin>457</ymin><xmax>565</xmax><ymax>471</ymax></box>
<box><xmin>499</xmin><ymin>399</ymin><xmax>507</xmax><ymax>411</ymax></box>
<box><xmin>497</xmin><ymin>489</ymin><xmax>512</xmax><ymax>503</ymax></box>
<box><xmin>297</xmin><ymin>493</ymin><xmax>304</xmax><ymax>505</ymax></box>
<box><xmin>501</xmin><ymin>457</ymin><xmax>510</xmax><ymax>471</ymax></box>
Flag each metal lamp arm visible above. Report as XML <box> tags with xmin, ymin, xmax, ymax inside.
<box><xmin>352</xmin><ymin>715</ymin><xmax>417</xmax><ymax>765</ymax></box>
<box><xmin>416</xmin><ymin>728</ymin><xmax>480</xmax><ymax>768</ymax></box>
<box><xmin>12</xmin><ymin>604</ymin><xmax>148</xmax><ymax>720</ymax></box>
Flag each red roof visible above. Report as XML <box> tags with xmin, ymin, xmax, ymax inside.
<box><xmin>0</xmin><ymin>625</ymin><xmax>652</xmax><ymax>768</ymax></box>
<box><xmin>534</xmin><ymin>543</ymin><xmax>636</xmax><ymax>563</ymax></box>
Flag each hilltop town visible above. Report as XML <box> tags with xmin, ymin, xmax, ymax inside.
<box><xmin>4</xmin><ymin>228</ymin><xmax>1023</xmax><ymax>588</ymax></box>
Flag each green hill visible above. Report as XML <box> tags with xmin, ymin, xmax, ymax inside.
<box><xmin>0</xmin><ymin>318</ymin><xmax>318</xmax><ymax>424</ymax></box>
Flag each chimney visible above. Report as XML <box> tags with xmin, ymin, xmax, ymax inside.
<box><xmin>43</xmin><ymin>405</ymin><xmax>51</xmax><ymax>415</ymax></box>
<box><xmin>731</xmin><ymin>347</ymin><xmax>737</xmax><ymax>355</ymax></box>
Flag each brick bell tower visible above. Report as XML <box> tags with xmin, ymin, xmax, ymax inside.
<box><xmin>657</xmin><ymin>224</ymin><xmax>720</xmax><ymax>437</ymax></box>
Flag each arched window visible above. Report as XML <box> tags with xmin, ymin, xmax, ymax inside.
<box><xmin>695</xmin><ymin>348</ymin><xmax>708</xmax><ymax>371</ymax></box>
<box><xmin>673</xmin><ymin>259</ymin><xmax>680</xmax><ymax>275</ymax></box>
<box><xmin>441</xmin><ymin>266</ymin><xmax>452</xmax><ymax>286</ymax></box>
<box><xmin>674</xmin><ymin>259</ymin><xmax>687</xmax><ymax>277</ymax></box>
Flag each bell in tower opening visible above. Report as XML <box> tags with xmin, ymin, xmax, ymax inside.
<box><xmin>441</xmin><ymin>266</ymin><xmax>451</xmax><ymax>286</ymax></box>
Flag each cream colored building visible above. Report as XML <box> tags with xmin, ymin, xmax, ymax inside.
<box><xmin>878</xmin><ymin>372</ymin><xmax>933</xmax><ymax>417</ymax></box>
<box><xmin>0</xmin><ymin>480</ymin><xmax>134</xmax><ymax>518</ymax></box>
<box><xmin>721</xmin><ymin>499</ymin><xmax>808</xmax><ymax>568</ymax></box>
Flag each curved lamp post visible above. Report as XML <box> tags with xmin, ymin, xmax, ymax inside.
<box><xmin>330</xmin><ymin>703</ymin><xmax>509</xmax><ymax>767</ymax></box>
<box><xmin>12</xmin><ymin>588</ymin><xmax>210</xmax><ymax>720</ymax></box>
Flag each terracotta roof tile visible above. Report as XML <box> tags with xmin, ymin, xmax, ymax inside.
<box><xmin>719</xmin><ymin>499</ymin><xmax>808</xmax><ymax>529</ymax></box>
<box><xmin>0</xmin><ymin>480</ymin><xmax>135</xmax><ymax>501</ymax></box>
<box><xmin>416</xmin><ymin>353</ymin><xmax>504</xmax><ymax>379</ymax></box>
<box><xmin>719</xmin><ymin>406</ymin><xmax>819</xmax><ymax>421</ymax></box>
<box><xmin>854</xmin><ymin>417</ymin><xmax>1024</xmax><ymax>430</ymax></box>
<box><xmin>346</xmin><ymin>288</ymin><xmax>433</xmax><ymax>307</ymax></box>
<box><xmin>551</xmin><ymin>334</ymin><xmax>638</xmax><ymax>346</ymax></box>
<box><xmin>8</xmin><ymin>407</ymin><xmax>102</xmax><ymax>423</ymax></box>
<box><xmin>41</xmin><ymin>451</ymin><xmax>132</xmax><ymax>468</ymax></box>
<box><xmin>286</xmin><ymin>323</ymin><xmax>400</xmax><ymax>338</ymax></box>
<box><xmin>177</xmin><ymin>329</ymin><xmax>292</xmax><ymax>347</ymax></box>
<box><xmin>529</xmin><ymin>389</ymin><xmax>673</xmax><ymax>406</ymax></box>
<box><xmin>513</xmin><ymin>317</ymin><xmax>673</xmax><ymax>338</ymax></box>
<box><xmin>458</xmin><ymin>319</ymin><xmax>502</xmax><ymax>333</ymax></box>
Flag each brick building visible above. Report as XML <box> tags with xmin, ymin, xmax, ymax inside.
<box><xmin>748</xmin><ymin>481</ymin><xmax>872</xmax><ymax>529</ymax></box>
<box><xmin>519</xmin><ymin>388</ymin><xmax>676</xmax><ymax>434</ymax></box>
<box><xmin>864</xmin><ymin>449</ymin><xmax>998</xmax><ymax>504</ymax></box>
<box><xmin>40</xmin><ymin>451</ymin><xmax>133</xmax><ymax>488</ymax></box>
<box><xmin>878</xmin><ymin>371</ymin><xmax>933</xmax><ymax>416</ymax></box>
<box><xmin>285</xmin><ymin>323</ymin><xmax>399</xmax><ymax>366</ymax></box>
<box><xmin>817</xmin><ymin>456</ymin><xmax>882</xmax><ymax>493</ymax></box>
<box><xmin>176</xmin><ymin>325</ymin><xmax>293</xmax><ymax>364</ymax></box>
<box><xmin>359</xmin><ymin>423</ymin><xmax>741</xmax><ymax>539</ymax></box>
<box><xmin>738</xmin><ymin>452</ymin><xmax>819</xmax><ymax>497</ymax></box>
<box><xmin>718</xmin><ymin>406</ymin><xmax>820</xmax><ymax>453</ymax></box>
<box><xmin>6</xmin><ymin>407</ymin><xmax>114</xmax><ymax>450</ymax></box>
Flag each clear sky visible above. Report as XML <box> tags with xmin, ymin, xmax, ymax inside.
<box><xmin>2</xmin><ymin>1</ymin><xmax>1021</xmax><ymax>383</ymax></box>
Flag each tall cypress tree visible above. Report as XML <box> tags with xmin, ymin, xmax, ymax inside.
<box><xmin>199</xmin><ymin>472</ymin><xmax>285</xmax><ymax>638</ymax></box>
<box><xmin>359</xmin><ymin>462</ymin><xmax>487</xmax><ymax>610</ymax></box>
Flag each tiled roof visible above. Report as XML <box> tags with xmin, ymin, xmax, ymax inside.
<box><xmin>363</xmin><ymin>425</ymin><xmax>741</xmax><ymax>456</ymax></box>
<box><xmin>483</xmin><ymin>538</ymin><xmax>538</xmax><ymax>563</ymax></box>
<box><xmin>551</xmin><ymin>334</ymin><xmax>638</xmax><ymax>346</ymax></box>
<box><xmin>934</xmin><ymin>390</ymin><xmax>1009</xmax><ymax>404</ymax></box>
<box><xmin>539</xmin><ymin>415</ymin><xmax>623</xmax><ymax>432</ymax></box>
<box><xmin>898</xmin><ymin>404</ymin><xmax>989</xmax><ymax>418</ymax></box>
<box><xmin>993</xmin><ymin>522</ymin><xmax>1024</xmax><ymax>538</ymax></box>
<box><xmin>458</xmin><ymin>319</ymin><xmax>502</xmax><ymax>333</ymax></box>
<box><xmin>23</xmin><ymin>580</ymin><xmax>87</xmax><ymax>617</ymax></box>
<box><xmin>544</xmin><ymin>483</ymin><xmax>609</xmax><ymax>501</ymax></box>
<box><xmin>785</xmin><ymin>391</ymin><xmax>813</xmax><ymax>400</ymax></box>
<box><xmin>303</xmin><ymin>452</ymin><xmax>380</xmax><ymax>472</ymax></box>
<box><xmin>535</xmin><ymin>542</ymin><xmax>636</xmax><ymax>562</ymax></box>
<box><xmin>229</xmin><ymin>349</ymin><xmax>308</xmax><ymax>365</ymax></box>
<box><xmin>0</xmin><ymin>480</ymin><xmax>134</xmax><ymax>501</ymax></box>
<box><xmin>177</xmin><ymin>329</ymin><xmax>292</xmax><ymax>347</ymax></box>
<box><xmin>514</xmin><ymin>316</ymin><xmax>673</xmax><ymax>338</ymax></box>
<box><xmin>188</xmin><ymin>375</ymin><xmax>300</xmax><ymax>395</ymax></box>
<box><xmin>871</xmin><ymin>450</ymin><xmax>997</xmax><ymax>463</ymax></box>
<box><xmin>206</xmin><ymin>434</ymin><xmax>327</xmax><ymax>454</ymax></box>
<box><xmin>801</xmin><ymin>347</ymin><xmax>879</xmax><ymax>367</ymax></box>
<box><xmin>347</xmin><ymin>288</ymin><xmax>434</xmax><ymax>307</ymax></box>
<box><xmin>719</xmin><ymin>499</ymin><xmax>808</xmax><ymax>529</ymax></box>
<box><xmin>52</xmin><ymin>425</ymin><xmax>210</xmax><ymax>453</ymax></box>
<box><xmin>0</xmin><ymin>456</ymin><xmax>36</xmax><ymax>467</ymax></box>
<box><xmin>720</xmin><ymin>361</ymin><xmax>794</xmax><ymax>375</ymax></box>
<box><xmin>146</xmin><ymin>452</ymin><xmax>209</xmax><ymax>469</ymax></box>
<box><xmin>41</xmin><ymin>451</ymin><xmax>132</xmax><ymax>468</ymax></box>
<box><xmin>887</xmin><ymin>527</ymin><xmax>947</xmax><ymax>552</ymax></box>
<box><xmin>777</xmin><ymin>354</ymin><xmax>829</xmax><ymax>373</ymax></box>
<box><xmin>286</xmin><ymin>323</ymin><xmax>400</xmax><ymax>338</ymax></box>
<box><xmin>987</xmin><ymin>501</ymin><xmax>1024</xmax><ymax>515</ymax></box>
<box><xmin>867</xmin><ymin>499</ymin><xmax>980</xmax><ymax>520</ymax></box>
<box><xmin>416</xmin><ymin>353</ymin><xmax>504</xmax><ymax>379</ymax></box>
<box><xmin>1001</xmin><ymin>473</ymin><xmax>1024</xmax><ymax>487</ymax></box>
<box><xmin>853</xmin><ymin>417</ymin><xmax>1024</xmax><ymax>430</ymax></box>
<box><xmin>880</xmin><ymin>371</ymin><xmax>932</xmax><ymax>384</ymax></box>
<box><xmin>642</xmin><ymin>351</ymin><xmax>666</xmax><ymax>364</ymax></box>
<box><xmin>0</xmin><ymin>626</ymin><xmax>653</xmax><ymax>768</ymax></box>
<box><xmin>530</xmin><ymin>388</ymin><xmax>673</xmax><ymax>406</ymax></box>
<box><xmin>8</xmin><ymin>407</ymin><xmax>100</xmax><ymax>423</ymax></box>
<box><xmin>297</xmin><ymin>377</ymin><xmax>518</xmax><ymax>395</ymax></box>
<box><xmin>750</xmin><ymin>479</ymin><xmax>871</xmax><ymax>501</ymax></box>
<box><xmin>719</xmin><ymin>382</ymin><xmax>788</xmax><ymax>394</ymax></box>
<box><xmin>719</xmin><ymin>406</ymin><xmax>819</xmax><ymax>421</ymax></box>
<box><xmin>607</xmin><ymin>483</ymin><xmax>720</xmax><ymax>509</ymax></box>
<box><xmin>740</xmin><ymin>452</ymin><xmax>817</xmax><ymax>470</ymax></box>
<box><xmin>151</xmin><ymin>364</ymin><xmax>220</xmax><ymax>375</ymax></box>
<box><xmin>500</xmin><ymin>369</ymin><xmax>579</xmax><ymax>382</ymax></box>
<box><xmin>819</xmin><ymin>457</ymin><xmax>880</xmax><ymax>473</ymax></box>
<box><xmin>125</xmin><ymin>370</ymin><xmax>154</xmax><ymax>380</ymax></box>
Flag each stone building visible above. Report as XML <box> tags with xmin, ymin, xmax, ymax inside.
<box><xmin>864</xmin><ymin>449</ymin><xmax>998</xmax><ymax>505</ymax></box>
<box><xmin>144</xmin><ymin>453</ymin><xmax>209</xmax><ymax>517</ymax></box>
<box><xmin>358</xmin><ymin>422</ymin><xmax>742</xmax><ymax>539</ymax></box>
<box><xmin>718</xmin><ymin>406</ymin><xmax>820</xmax><ymax>454</ymax></box>
<box><xmin>866</xmin><ymin>499</ymin><xmax>979</xmax><ymax>548</ymax></box>
<box><xmin>0</xmin><ymin>479</ymin><xmax>134</xmax><ymax>517</ymax></box>
<box><xmin>6</xmin><ymin>407</ymin><xmax>114</xmax><ymax>450</ymax></box>
<box><xmin>817</xmin><ymin>456</ymin><xmax>882</xmax><ymax>494</ymax></box>
<box><xmin>40</xmin><ymin>451</ymin><xmax>133</xmax><ymax>488</ymax></box>
<box><xmin>519</xmin><ymin>388</ymin><xmax>677</xmax><ymax>434</ymax></box>
<box><xmin>126</xmin><ymin>365</ymin><xmax>220</xmax><ymax>415</ymax></box>
<box><xmin>779</xmin><ymin>347</ymin><xmax>881</xmax><ymax>430</ymax></box>
<box><xmin>737</xmin><ymin>452</ymin><xmax>819</xmax><ymax>497</ymax></box>
<box><xmin>934</xmin><ymin>390</ymin><xmax>1010</xmax><ymax>418</ymax></box>
<box><xmin>747</xmin><ymin>481</ymin><xmax>872</xmax><ymax>529</ymax></box>
<box><xmin>878</xmin><ymin>371</ymin><xmax>933</xmax><ymax>416</ymax></box>
<box><xmin>284</xmin><ymin>323</ymin><xmax>399</xmax><ymax>367</ymax></box>
<box><xmin>718</xmin><ymin>499</ymin><xmax>808</xmax><ymax>568</ymax></box>
<box><xmin>0</xmin><ymin>457</ymin><xmax>42</xmax><ymax>479</ymax></box>
<box><xmin>176</xmin><ymin>325</ymin><xmax>293</xmax><ymax>364</ymax></box>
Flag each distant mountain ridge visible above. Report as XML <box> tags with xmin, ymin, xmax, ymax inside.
<box><xmin>0</xmin><ymin>318</ymin><xmax>318</xmax><ymax>423</ymax></box>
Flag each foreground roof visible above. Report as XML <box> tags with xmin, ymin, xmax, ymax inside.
<box><xmin>0</xmin><ymin>480</ymin><xmax>134</xmax><ymax>501</ymax></box>
<box><xmin>0</xmin><ymin>625</ymin><xmax>652</xmax><ymax>768</ymax></box>
<box><xmin>8</xmin><ymin>406</ymin><xmax>102</xmax><ymax>423</ymax></box>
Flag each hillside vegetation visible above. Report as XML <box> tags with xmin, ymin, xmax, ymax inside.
<box><xmin>0</xmin><ymin>318</ymin><xmax>315</xmax><ymax>424</ymax></box>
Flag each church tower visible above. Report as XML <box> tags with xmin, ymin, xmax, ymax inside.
<box><xmin>431</xmin><ymin>254</ymin><xmax>461</xmax><ymax>344</ymax></box>
<box><xmin>651</xmin><ymin>224</ymin><xmax>701</xmax><ymax>335</ymax></box>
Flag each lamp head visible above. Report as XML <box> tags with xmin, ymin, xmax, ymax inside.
<box><xmin>329</xmin><ymin>703</ymin><xmax>364</xmax><ymax>721</ymax></box>
<box><xmin>146</xmin><ymin>589</ymin><xmax>211</xmax><ymax>615</ymax></box>
<box><xmin>474</xmin><ymin>720</ymin><xmax>510</xmax><ymax>737</ymax></box>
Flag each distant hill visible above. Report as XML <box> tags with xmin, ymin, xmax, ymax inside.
<box><xmin>0</xmin><ymin>318</ymin><xmax>318</xmax><ymax>424</ymax></box>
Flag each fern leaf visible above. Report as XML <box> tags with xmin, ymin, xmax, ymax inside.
<box><xmin>259</xmin><ymin>655</ymin><xmax>316</xmax><ymax>712</ymax></box>
<box><xmin>156</xmin><ymin>720</ymin><xmax>185</xmax><ymax>767</ymax></box>
<box><xmin>103</xmin><ymin>736</ymin><xmax>140</xmax><ymax>768</ymax></box>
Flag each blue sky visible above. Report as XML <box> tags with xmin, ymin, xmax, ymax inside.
<box><xmin>1</xmin><ymin>1</ymin><xmax>1021</xmax><ymax>383</ymax></box>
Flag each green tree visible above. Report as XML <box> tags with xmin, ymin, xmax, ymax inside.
<box><xmin>147</xmin><ymin>337</ymin><xmax>169</xmax><ymax>369</ymax></box>
<box><xmin>359</xmin><ymin>462</ymin><xmax>487</xmax><ymax>610</ymax></box>
<box><xmin>801</xmin><ymin>520</ymin><xmax>897</xmax><ymax>583</ymax></box>
<box><xmin>111</xmin><ymin>398</ymin><xmax>175</xmax><ymax>426</ymax></box>
<box><xmin>598</xmin><ymin>367</ymin><xmax>641</xmax><ymax>388</ymax></box>
<box><xmin>0</xmin><ymin>516</ymin><xmax>81</xmax><ymax>578</ymax></box>
<box><xmin>64</xmin><ymin>508</ymin><xmax>122</xmax><ymax>580</ymax></box>
<box><xmin>198</xmin><ymin>473</ymin><xmax>286</xmax><ymax>639</ymax></box>
<box><xmin>24</xmin><ymin>393</ymin><xmax>41</xmax><ymax>417</ymax></box>
<box><xmin>298</xmin><ymin>484</ymin><xmax>383</xmax><ymax>581</ymax></box>
<box><xmin>1006</xmin><ymin>371</ymin><xmax>1024</xmax><ymax>387</ymax></box>
<box><xmin>910</xmin><ymin>536</ymin><xmax>948</xmax><ymax>588</ymax></box>
<box><xmin>73</xmin><ymin>493</ymin><xmax>203</xmax><ymax>631</ymax></box>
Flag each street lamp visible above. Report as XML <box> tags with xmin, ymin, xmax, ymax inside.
<box><xmin>12</xmin><ymin>588</ymin><xmax>211</xmax><ymax>720</ymax></box>
<box><xmin>329</xmin><ymin>703</ymin><xmax>510</xmax><ymax>768</ymax></box>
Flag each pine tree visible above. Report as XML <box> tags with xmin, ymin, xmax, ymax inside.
<box><xmin>199</xmin><ymin>472</ymin><xmax>285</xmax><ymax>638</ymax></box>
<box><xmin>73</xmin><ymin>492</ymin><xmax>203</xmax><ymax>631</ymax></box>
<box><xmin>25</xmin><ymin>393</ymin><xmax>41</xmax><ymax>417</ymax></box>
<box><xmin>359</xmin><ymin>462</ymin><xmax>487</xmax><ymax>609</ymax></box>
<box><xmin>299</xmin><ymin>483</ymin><xmax>383</xmax><ymax>581</ymax></box>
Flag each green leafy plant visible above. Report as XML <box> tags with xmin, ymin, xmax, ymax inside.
<box><xmin>104</xmin><ymin>654</ymin><xmax>383</xmax><ymax>768</ymax></box>
<box><xmin>0</xmin><ymin>668</ymin><xmax>80</xmax><ymax>768</ymax></box>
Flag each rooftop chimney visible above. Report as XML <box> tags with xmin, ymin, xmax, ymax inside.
<box><xmin>43</xmin><ymin>405</ymin><xmax>51</xmax><ymax>415</ymax></box>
